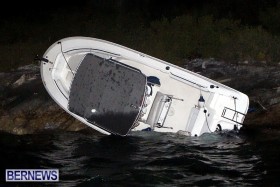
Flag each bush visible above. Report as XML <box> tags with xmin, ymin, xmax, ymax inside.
<box><xmin>141</xmin><ymin>15</ymin><xmax>280</xmax><ymax>65</ymax></box>
<box><xmin>1</xmin><ymin>12</ymin><xmax>280</xmax><ymax>72</ymax></box>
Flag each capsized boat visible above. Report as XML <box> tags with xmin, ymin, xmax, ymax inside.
<box><xmin>40</xmin><ymin>37</ymin><xmax>249</xmax><ymax>136</ymax></box>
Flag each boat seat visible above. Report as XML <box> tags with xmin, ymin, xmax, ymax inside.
<box><xmin>146</xmin><ymin>76</ymin><xmax>160</xmax><ymax>96</ymax></box>
<box><xmin>147</xmin><ymin>76</ymin><xmax>161</xmax><ymax>86</ymax></box>
<box><xmin>146</xmin><ymin>91</ymin><xmax>169</xmax><ymax>129</ymax></box>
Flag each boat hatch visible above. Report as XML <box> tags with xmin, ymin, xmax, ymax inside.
<box><xmin>68</xmin><ymin>54</ymin><xmax>146</xmax><ymax>135</ymax></box>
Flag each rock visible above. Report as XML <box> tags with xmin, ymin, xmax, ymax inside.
<box><xmin>17</xmin><ymin>64</ymin><xmax>40</xmax><ymax>72</ymax></box>
<box><xmin>12</xmin><ymin>73</ymin><xmax>38</xmax><ymax>88</ymax></box>
<box><xmin>269</xmin><ymin>97</ymin><xmax>280</xmax><ymax>106</ymax></box>
<box><xmin>12</xmin><ymin>127</ymin><xmax>30</xmax><ymax>135</ymax></box>
<box><xmin>13</xmin><ymin>116</ymin><xmax>27</xmax><ymax>126</ymax></box>
<box><xmin>243</xmin><ymin>103</ymin><xmax>280</xmax><ymax>129</ymax></box>
<box><xmin>12</xmin><ymin>74</ymin><xmax>26</xmax><ymax>87</ymax></box>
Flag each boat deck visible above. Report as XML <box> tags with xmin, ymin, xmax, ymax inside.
<box><xmin>116</xmin><ymin>58</ymin><xmax>211</xmax><ymax>133</ymax></box>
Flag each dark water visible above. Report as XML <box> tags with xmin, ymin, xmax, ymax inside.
<box><xmin>0</xmin><ymin>129</ymin><xmax>279</xmax><ymax>186</ymax></box>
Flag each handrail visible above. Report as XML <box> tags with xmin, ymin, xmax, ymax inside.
<box><xmin>221</xmin><ymin>107</ymin><xmax>245</xmax><ymax>124</ymax></box>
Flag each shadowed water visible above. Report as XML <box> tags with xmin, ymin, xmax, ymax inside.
<box><xmin>0</xmin><ymin>129</ymin><xmax>279</xmax><ymax>186</ymax></box>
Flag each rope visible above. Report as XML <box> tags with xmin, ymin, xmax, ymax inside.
<box><xmin>233</xmin><ymin>97</ymin><xmax>237</xmax><ymax>122</ymax></box>
<box><xmin>204</xmin><ymin>108</ymin><xmax>212</xmax><ymax>133</ymax></box>
<box><xmin>233</xmin><ymin>96</ymin><xmax>241</xmax><ymax>129</ymax></box>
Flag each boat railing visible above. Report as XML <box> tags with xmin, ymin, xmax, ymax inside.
<box><xmin>221</xmin><ymin>107</ymin><xmax>246</xmax><ymax>124</ymax></box>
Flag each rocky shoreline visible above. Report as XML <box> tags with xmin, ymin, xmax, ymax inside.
<box><xmin>1</xmin><ymin>60</ymin><xmax>280</xmax><ymax>135</ymax></box>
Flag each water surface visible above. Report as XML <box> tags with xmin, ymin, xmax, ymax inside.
<box><xmin>0</xmin><ymin>129</ymin><xmax>279</xmax><ymax>186</ymax></box>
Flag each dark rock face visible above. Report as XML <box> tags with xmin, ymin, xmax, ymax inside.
<box><xmin>1</xmin><ymin>60</ymin><xmax>280</xmax><ymax>135</ymax></box>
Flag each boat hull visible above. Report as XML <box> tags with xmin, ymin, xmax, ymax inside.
<box><xmin>40</xmin><ymin>37</ymin><xmax>249</xmax><ymax>136</ymax></box>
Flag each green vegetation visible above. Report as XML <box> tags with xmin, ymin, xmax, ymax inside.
<box><xmin>1</xmin><ymin>2</ymin><xmax>280</xmax><ymax>71</ymax></box>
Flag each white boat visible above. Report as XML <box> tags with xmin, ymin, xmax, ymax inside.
<box><xmin>40</xmin><ymin>36</ymin><xmax>249</xmax><ymax>136</ymax></box>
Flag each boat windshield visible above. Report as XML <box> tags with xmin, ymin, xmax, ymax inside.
<box><xmin>68</xmin><ymin>54</ymin><xmax>146</xmax><ymax>135</ymax></box>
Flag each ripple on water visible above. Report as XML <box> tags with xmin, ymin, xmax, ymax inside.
<box><xmin>0</xmin><ymin>130</ymin><xmax>271</xmax><ymax>186</ymax></box>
